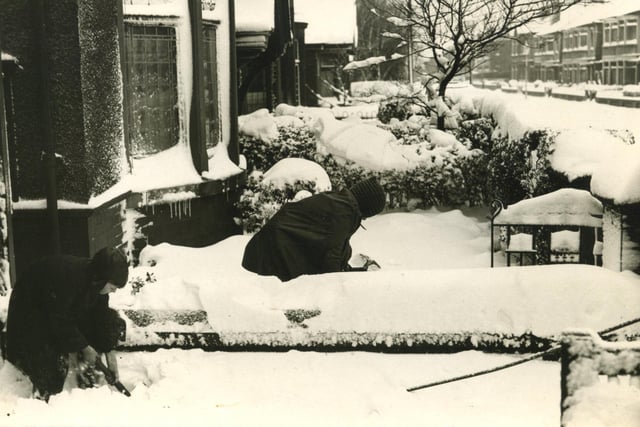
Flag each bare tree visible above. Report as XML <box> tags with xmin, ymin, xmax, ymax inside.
<box><xmin>373</xmin><ymin>0</ymin><xmax>595</xmax><ymax>129</ymax></box>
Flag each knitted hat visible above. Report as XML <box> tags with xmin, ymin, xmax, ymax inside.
<box><xmin>349</xmin><ymin>177</ymin><xmax>386</xmax><ymax>218</ymax></box>
<box><xmin>90</xmin><ymin>247</ymin><xmax>129</xmax><ymax>288</ymax></box>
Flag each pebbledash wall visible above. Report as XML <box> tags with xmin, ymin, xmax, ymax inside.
<box><xmin>0</xmin><ymin>0</ymin><xmax>245</xmax><ymax>279</ymax></box>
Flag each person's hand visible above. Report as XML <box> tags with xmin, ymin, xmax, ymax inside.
<box><xmin>363</xmin><ymin>257</ymin><xmax>381</xmax><ymax>271</ymax></box>
<box><xmin>105</xmin><ymin>351</ymin><xmax>120</xmax><ymax>382</ymax></box>
<box><xmin>81</xmin><ymin>345</ymin><xmax>98</xmax><ymax>365</ymax></box>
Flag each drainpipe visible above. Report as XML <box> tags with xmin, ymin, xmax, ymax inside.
<box><xmin>228</xmin><ymin>0</ymin><xmax>239</xmax><ymax>164</ymax></box>
<box><xmin>36</xmin><ymin>0</ymin><xmax>61</xmax><ymax>255</ymax></box>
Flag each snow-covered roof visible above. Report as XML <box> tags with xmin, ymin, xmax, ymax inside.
<box><xmin>294</xmin><ymin>0</ymin><xmax>357</xmax><ymax>45</ymax></box>
<box><xmin>537</xmin><ymin>0</ymin><xmax>640</xmax><ymax>35</ymax></box>
<box><xmin>495</xmin><ymin>188</ymin><xmax>603</xmax><ymax>227</ymax></box>
<box><xmin>236</xmin><ymin>0</ymin><xmax>274</xmax><ymax>32</ymax></box>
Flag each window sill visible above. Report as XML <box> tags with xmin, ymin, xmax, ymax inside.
<box><xmin>127</xmin><ymin>170</ymin><xmax>247</xmax><ymax>208</ymax></box>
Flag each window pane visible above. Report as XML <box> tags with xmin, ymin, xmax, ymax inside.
<box><xmin>124</xmin><ymin>24</ymin><xmax>179</xmax><ymax>156</ymax></box>
<box><xmin>203</xmin><ymin>25</ymin><xmax>220</xmax><ymax>149</ymax></box>
<box><xmin>627</xmin><ymin>24</ymin><xmax>637</xmax><ymax>42</ymax></box>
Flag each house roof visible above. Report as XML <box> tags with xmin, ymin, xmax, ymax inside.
<box><xmin>294</xmin><ymin>0</ymin><xmax>357</xmax><ymax>45</ymax></box>
<box><xmin>494</xmin><ymin>189</ymin><xmax>603</xmax><ymax>227</ymax></box>
<box><xmin>537</xmin><ymin>0</ymin><xmax>640</xmax><ymax>35</ymax></box>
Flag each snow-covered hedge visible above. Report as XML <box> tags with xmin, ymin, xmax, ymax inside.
<box><xmin>238</xmin><ymin>90</ymin><xmax>605</xmax><ymax>228</ymax></box>
<box><xmin>239</xmin><ymin>120</ymin><xmax>489</xmax><ymax>228</ymax></box>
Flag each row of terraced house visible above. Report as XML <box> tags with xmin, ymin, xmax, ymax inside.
<box><xmin>473</xmin><ymin>1</ymin><xmax>640</xmax><ymax>86</ymax></box>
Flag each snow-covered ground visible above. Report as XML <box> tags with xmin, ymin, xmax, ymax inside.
<box><xmin>1</xmin><ymin>207</ymin><xmax>639</xmax><ymax>426</ymax></box>
<box><xmin>2</xmin><ymin>82</ymin><xmax>640</xmax><ymax>426</ymax></box>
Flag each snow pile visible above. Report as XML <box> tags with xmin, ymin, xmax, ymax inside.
<box><xmin>203</xmin><ymin>143</ymin><xmax>244</xmax><ymax>181</ymax></box>
<box><xmin>495</xmin><ymin>189</ymin><xmax>603</xmax><ymax>227</ymax></box>
<box><xmin>550</xmin><ymin>129</ymin><xmax>640</xmax><ymax>204</ymax></box>
<box><xmin>309</xmin><ymin>114</ymin><xmax>412</xmax><ymax>170</ymax></box>
<box><xmin>238</xmin><ymin>108</ymin><xmax>279</xmax><ymax>142</ymax></box>
<box><xmin>563</xmin><ymin>381</ymin><xmax>640</xmax><ymax>427</ymax></box>
<box><xmin>108</xmin><ymin>208</ymin><xmax>640</xmax><ymax>341</ymax></box>
<box><xmin>261</xmin><ymin>158</ymin><xmax>332</xmax><ymax>192</ymax></box>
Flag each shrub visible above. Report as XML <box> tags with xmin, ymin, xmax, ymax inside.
<box><xmin>486</xmin><ymin>134</ymin><xmax>530</xmax><ymax>205</ymax></box>
<box><xmin>240</xmin><ymin>125</ymin><xmax>317</xmax><ymax>173</ymax></box>
<box><xmin>237</xmin><ymin>175</ymin><xmax>318</xmax><ymax>233</ymax></box>
<box><xmin>521</xmin><ymin>129</ymin><xmax>569</xmax><ymax>198</ymax></box>
<box><xmin>377</xmin><ymin>99</ymin><xmax>414</xmax><ymax>123</ymax></box>
<box><xmin>455</xmin><ymin>117</ymin><xmax>495</xmax><ymax>152</ymax></box>
<box><xmin>237</xmin><ymin>113</ymin><xmax>572</xmax><ymax>223</ymax></box>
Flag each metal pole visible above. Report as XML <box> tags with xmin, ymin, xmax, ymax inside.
<box><xmin>407</xmin><ymin>0</ymin><xmax>413</xmax><ymax>84</ymax></box>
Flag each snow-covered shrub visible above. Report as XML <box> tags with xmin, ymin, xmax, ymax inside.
<box><xmin>240</xmin><ymin>124</ymin><xmax>317</xmax><ymax>173</ymax></box>
<box><xmin>487</xmin><ymin>135</ymin><xmax>530</xmax><ymax>205</ymax></box>
<box><xmin>521</xmin><ymin>129</ymin><xmax>570</xmax><ymax>198</ymax></box>
<box><xmin>455</xmin><ymin>117</ymin><xmax>495</xmax><ymax>152</ymax></box>
<box><xmin>377</xmin><ymin>99</ymin><xmax>414</xmax><ymax>123</ymax></box>
<box><xmin>237</xmin><ymin>174</ymin><xmax>318</xmax><ymax>233</ymax></box>
<box><xmin>382</xmin><ymin>116</ymin><xmax>431</xmax><ymax>145</ymax></box>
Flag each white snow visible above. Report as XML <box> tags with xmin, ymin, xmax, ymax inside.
<box><xmin>454</xmin><ymin>87</ymin><xmax>640</xmax><ymax>204</ymax></box>
<box><xmin>2</xmin><ymin>204</ymin><xmax>640</xmax><ymax>424</ymax></box>
<box><xmin>494</xmin><ymin>188</ymin><xmax>603</xmax><ymax>227</ymax></box>
<box><xmin>262</xmin><ymin>158</ymin><xmax>332</xmax><ymax>192</ymax></box>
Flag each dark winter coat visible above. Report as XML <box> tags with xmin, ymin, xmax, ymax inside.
<box><xmin>6</xmin><ymin>255</ymin><xmax>122</xmax><ymax>395</ymax></box>
<box><xmin>242</xmin><ymin>189</ymin><xmax>362</xmax><ymax>282</ymax></box>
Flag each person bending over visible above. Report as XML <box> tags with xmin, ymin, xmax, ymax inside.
<box><xmin>5</xmin><ymin>247</ymin><xmax>129</xmax><ymax>400</ymax></box>
<box><xmin>242</xmin><ymin>177</ymin><xmax>386</xmax><ymax>282</ymax></box>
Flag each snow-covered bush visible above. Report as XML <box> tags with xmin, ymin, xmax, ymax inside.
<box><xmin>237</xmin><ymin>174</ymin><xmax>318</xmax><ymax>233</ymax></box>
<box><xmin>521</xmin><ymin>129</ymin><xmax>571</xmax><ymax>198</ymax></box>
<box><xmin>485</xmin><ymin>129</ymin><xmax>570</xmax><ymax>206</ymax></box>
<box><xmin>382</xmin><ymin>116</ymin><xmax>431</xmax><ymax>145</ymax></box>
<box><xmin>376</xmin><ymin>99</ymin><xmax>414</xmax><ymax>123</ymax></box>
<box><xmin>240</xmin><ymin>124</ymin><xmax>317</xmax><ymax>172</ymax></box>
<box><xmin>455</xmin><ymin>117</ymin><xmax>495</xmax><ymax>152</ymax></box>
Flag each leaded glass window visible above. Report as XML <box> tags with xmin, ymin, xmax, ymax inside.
<box><xmin>203</xmin><ymin>24</ymin><xmax>220</xmax><ymax>149</ymax></box>
<box><xmin>124</xmin><ymin>24</ymin><xmax>179</xmax><ymax>157</ymax></box>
